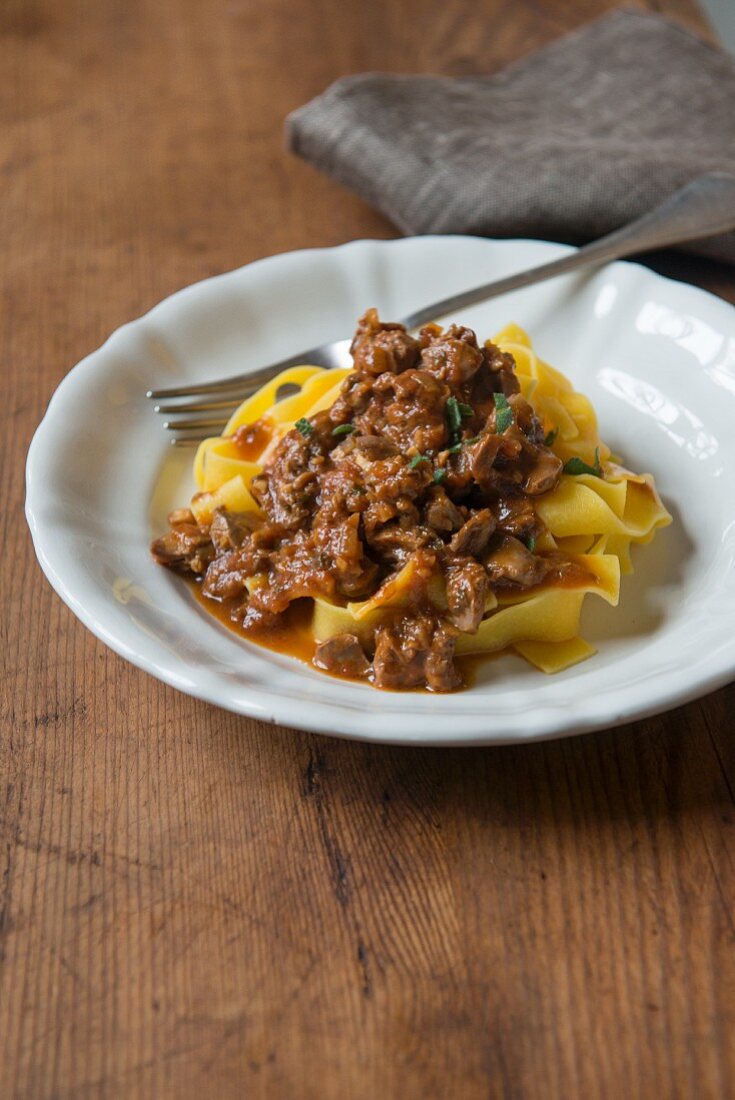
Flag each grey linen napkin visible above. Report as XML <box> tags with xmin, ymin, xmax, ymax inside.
<box><xmin>286</xmin><ymin>8</ymin><xmax>735</xmax><ymax>263</ymax></box>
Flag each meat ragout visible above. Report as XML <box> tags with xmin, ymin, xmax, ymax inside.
<box><xmin>152</xmin><ymin>310</ymin><xmax>582</xmax><ymax>692</ymax></box>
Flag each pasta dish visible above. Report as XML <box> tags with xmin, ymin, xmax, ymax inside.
<box><xmin>151</xmin><ymin>311</ymin><xmax>670</xmax><ymax>691</ymax></box>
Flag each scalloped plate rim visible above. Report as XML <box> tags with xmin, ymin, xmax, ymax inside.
<box><xmin>25</xmin><ymin>235</ymin><xmax>735</xmax><ymax>745</ymax></box>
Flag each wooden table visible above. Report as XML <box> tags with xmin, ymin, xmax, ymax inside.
<box><xmin>2</xmin><ymin>1</ymin><xmax>733</xmax><ymax>1096</ymax></box>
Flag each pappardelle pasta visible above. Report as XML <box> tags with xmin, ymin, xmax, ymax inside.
<box><xmin>152</xmin><ymin>312</ymin><xmax>670</xmax><ymax>691</ymax></box>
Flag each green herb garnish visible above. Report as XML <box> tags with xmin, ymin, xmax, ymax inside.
<box><xmin>458</xmin><ymin>402</ymin><xmax>474</xmax><ymax>419</ymax></box>
<box><xmin>545</xmin><ymin>428</ymin><xmax>558</xmax><ymax>447</ymax></box>
<box><xmin>496</xmin><ymin>407</ymin><xmax>513</xmax><ymax>433</ymax></box>
<box><xmin>526</xmin><ymin>535</ymin><xmax>537</xmax><ymax>553</ymax></box>
<box><xmin>295</xmin><ymin>417</ymin><xmax>314</xmax><ymax>438</ymax></box>
<box><xmin>563</xmin><ymin>447</ymin><xmax>603</xmax><ymax>478</ymax></box>
<box><xmin>433</xmin><ymin>468</ymin><xmax>447</xmax><ymax>484</ymax></box>
<box><xmin>331</xmin><ymin>423</ymin><xmax>355</xmax><ymax>437</ymax></box>
<box><xmin>446</xmin><ymin>396</ymin><xmax>462</xmax><ymax>434</ymax></box>
<box><xmin>409</xmin><ymin>453</ymin><xmax>430</xmax><ymax>469</ymax></box>
<box><xmin>494</xmin><ymin>392</ymin><xmax>514</xmax><ymax>434</ymax></box>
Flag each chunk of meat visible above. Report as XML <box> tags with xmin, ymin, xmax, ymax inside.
<box><xmin>449</xmin><ymin>509</ymin><xmax>496</xmax><ymax>557</ymax></box>
<box><xmin>444</xmin><ymin>430</ymin><xmax>519</xmax><ymax>496</ymax></box>
<box><xmin>249</xmin><ymin>532</ymin><xmax>336</xmax><ymax>613</ymax></box>
<box><xmin>419</xmin><ymin>324</ymin><xmax>484</xmax><ymax>386</ymax></box>
<box><xmin>338</xmin><ymin>447</ymin><xmax>431</xmax><ymax>505</ymax></box>
<box><xmin>340</xmin><ymin>434</ymin><xmax>398</xmax><ymax>462</ymax></box>
<box><xmin>210</xmin><ymin>508</ymin><xmax>263</xmax><ymax>551</ymax></box>
<box><xmin>314</xmin><ymin>634</ymin><xmax>370</xmax><ymax>678</ymax></box>
<box><xmin>353</xmin><ymin>368</ymin><xmax>450</xmax><ymax>454</ymax></box>
<box><xmin>363</xmin><ymin>520</ymin><xmax>436</xmax><ymax>569</ymax></box>
<box><xmin>311</xmin><ymin>512</ymin><xmax>378</xmax><ymax>598</ymax></box>
<box><xmin>150</xmin><ymin>521</ymin><xmax>213</xmax><ymax>574</ymax></box>
<box><xmin>350</xmin><ymin>308</ymin><xmax>419</xmax><ymax>375</ymax></box>
<box><xmin>309</xmin><ymin>464</ymin><xmax>360</xmax><ymax>518</ymax></box>
<box><xmin>327</xmin><ymin>371</ymin><xmax>381</xmax><ymax>425</ymax></box>
<box><xmin>484</xmin><ymin>536</ymin><xmax>548</xmax><ymax>587</ymax></box>
<box><xmin>466</xmin><ymin>428</ymin><xmax>555</xmax><ymax>497</ymax></box>
<box><xmin>467</xmin><ymin>433</ymin><xmax>503</xmax><ymax>486</ymax></box>
<box><xmin>493</xmin><ymin>494</ymin><xmax>538</xmax><ymax>539</ymax></box>
<box><xmin>202</xmin><ymin>520</ymin><xmax>286</xmax><ymax>599</ymax></box>
<box><xmin>423</xmin><ymin>487</ymin><xmax>465</xmax><ymax>534</ymax></box>
<box><xmin>445</xmin><ymin>560</ymin><xmax>489</xmax><ymax>633</ymax></box>
<box><xmin>372</xmin><ymin>615</ymin><xmax>461</xmax><ymax>692</ymax></box>
<box><xmin>202</xmin><ymin>549</ymin><xmax>253</xmax><ymax>600</ymax></box>
<box><xmin>362</xmin><ymin>498</ymin><xmax>398</xmax><ymax>533</ymax></box>
<box><xmin>523</xmin><ymin>448</ymin><xmax>563</xmax><ymax>495</ymax></box>
<box><xmin>507</xmin><ymin>393</ymin><xmax>539</xmax><ymax>436</ymax></box>
<box><xmin>251</xmin><ymin>411</ymin><xmax>333</xmax><ymax>529</ymax></box>
<box><xmin>424</xmin><ymin>624</ymin><xmax>462</xmax><ymax>693</ymax></box>
<box><xmin>373</xmin><ymin>620</ymin><xmax>425</xmax><ymax>689</ymax></box>
<box><xmin>483</xmin><ymin>342</ymin><xmax>521</xmax><ymax>396</ymax></box>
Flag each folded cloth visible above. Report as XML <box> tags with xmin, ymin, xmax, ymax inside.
<box><xmin>286</xmin><ymin>8</ymin><xmax>735</xmax><ymax>263</ymax></box>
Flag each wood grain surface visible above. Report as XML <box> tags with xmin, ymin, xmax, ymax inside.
<box><xmin>2</xmin><ymin>1</ymin><xmax>734</xmax><ymax>1097</ymax></box>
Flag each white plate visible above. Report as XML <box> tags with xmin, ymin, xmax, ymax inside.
<box><xmin>26</xmin><ymin>237</ymin><xmax>735</xmax><ymax>745</ymax></box>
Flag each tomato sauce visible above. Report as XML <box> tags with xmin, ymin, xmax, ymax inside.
<box><xmin>230</xmin><ymin>419</ymin><xmax>274</xmax><ymax>461</ymax></box>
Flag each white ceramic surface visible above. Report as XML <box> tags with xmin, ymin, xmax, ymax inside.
<box><xmin>26</xmin><ymin>237</ymin><xmax>735</xmax><ymax>745</ymax></box>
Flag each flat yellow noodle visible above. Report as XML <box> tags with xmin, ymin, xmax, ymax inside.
<box><xmin>254</xmin><ymin>369</ymin><xmax>349</xmax><ymax>429</ymax></box>
<box><xmin>311</xmin><ymin>555</ymin><xmax>486</xmax><ymax>642</ymax></box>
<box><xmin>455</xmin><ymin>588</ymin><xmax>592</xmax><ymax>657</ymax></box>
<box><xmin>514</xmin><ymin>636</ymin><xmax>597</xmax><ymax>673</ymax></box>
<box><xmin>195</xmin><ymin>365</ymin><xmax>346</xmax><ymax>491</ymax></box>
<box><xmin>224</xmin><ymin>365</ymin><xmax>325</xmax><ymax>434</ymax></box>
<box><xmin>455</xmin><ymin>554</ymin><xmax>619</xmax><ymax>657</ymax></box>
<box><xmin>496</xmin><ymin>325</ymin><xmax>610</xmax><ymax>466</ymax></box>
<box><xmin>313</xmin><ymin>597</ymin><xmax>385</xmax><ymax>645</ymax></box>
<box><xmin>300</xmin><ymin>369</ymin><xmax>353</xmax><ymax>415</ymax></box>
<box><xmin>190</xmin><ymin>474</ymin><xmax>261</xmax><ymax>526</ymax></box>
<box><xmin>196</xmin><ymin>441</ymin><xmax>262</xmax><ymax>494</ymax></box>
<box><xmin>536</xmin><ymin>474</ymin><xmax>670</xmax><ymax>543</ymax></box>
<box><xmin>601</xmin><ymin>533</ymin><xmax>634</xmax><ymax>574</ymax></box>
<box><xmin>350</xmin><ymin>556</ymin><xmax>433</xmax><ymax>620</ymax></box>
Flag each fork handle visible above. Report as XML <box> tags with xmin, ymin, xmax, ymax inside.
<box><xmin>399</xmin><ymin>174</ymin><xmax>735</xmax><ymax>330</ymax></box>
<box><xmin>151</xmin><ymin>174</ymin><xmax>735</xmax><ymax>408</ymax></box>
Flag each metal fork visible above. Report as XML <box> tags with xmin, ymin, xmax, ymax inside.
<box><xmin>149</xmin><ymin>174</ymin><xmax>735</xmax><ymax>443</ymax></box>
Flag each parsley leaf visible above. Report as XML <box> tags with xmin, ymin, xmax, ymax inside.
<box><xmin>409</xmin><ymin>453</ymin><xmax>430</xmax><ymax>469</ymax></box>
<box><xmin>563</xmin><ymin>447</ymin><xmax>603</xmax><ymax>478</ymax></box>
<box><xmin>433</xmin><ymin>467</ymin><xmax>447</xmax><ymax>484</ymax></box>
<box><xmin>295</xmin><ymin>417</ymin><xmax>314</xmax><ymax>438</ymax></box>
<box><xmin>331</xmin><ymin>423</ymin><xmax>355</xmax><ymax>437</ymax></box>
<box><xmin>445</xmin><ymin>396</ymin><xmax>462</xmax><ymax>435</ymax></box>
<box><xmin>458</xmin><ymin>402</ymin><xmax>474</xmax><ymax>419</ymax></box>
<box><xmin>494</xmin><ymin>392</ymin><xmax>514</xmax><ymax>433</ymax></box>
<box><xmin>496</xmin><ymin>407</ymin><xmax>513</xmax><ymax>433</ymax></box>
<box><xmin>545</xmin><ymin>428</ymin><xmax>558</xmax><ymax>447</ymax></box>
<box><xmin>526</xmin><ymin>535</ymin><xmax>537</xmax><ymax>553</ymax></box>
